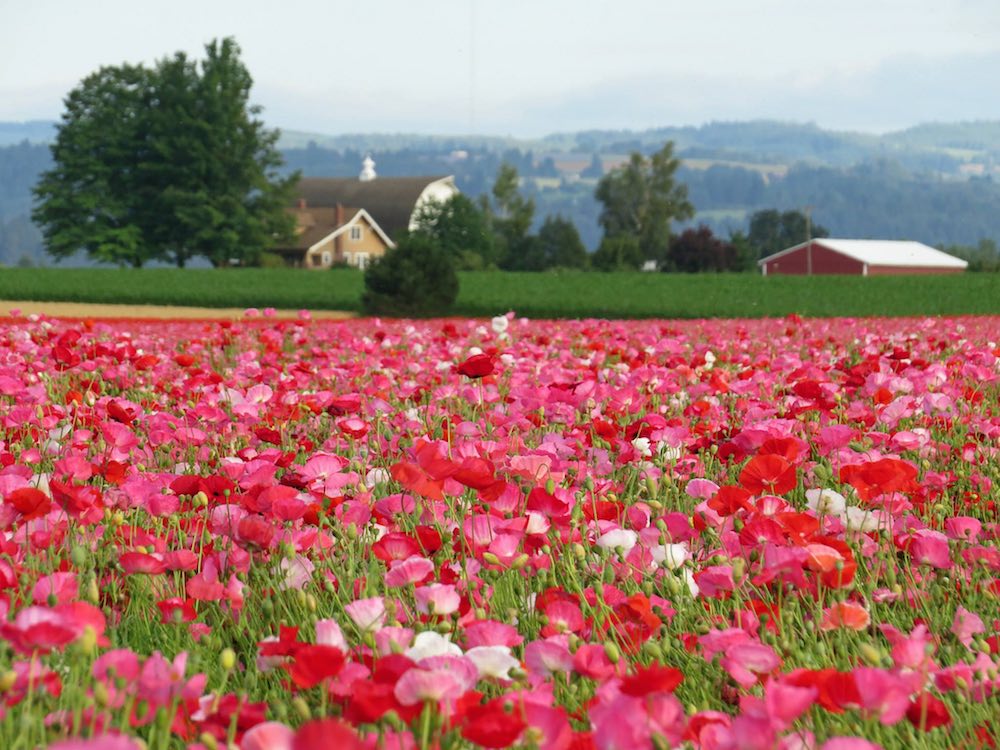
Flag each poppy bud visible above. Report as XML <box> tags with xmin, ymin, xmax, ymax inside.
<box><xmin>511</xmin><ymin>553</ymin><xmax>530</xmax><ymax>570</ymax></box>
<box><xmin>604</xmin><ymin>641</ymin><xmax>621</xmax><ymax>664</ymax></box>
<box><xmin>0</xmin><ymin>671</ymin><xmax>16</xmax><ymax>692</ymax></box>
<box><xmin>545</xmin><ymin>478</ymin><xmax>556</xmax><ymax>495</ymax></box>
<box><xmin>292</xmin><ymin>696</ymin><xmax>312</xmax><ymax>721</ymax></box>
<box><xmin>76</xmin><ymin>625</ymin><xmax>97</xmax><ymax>655</ymax></box>
<box><xmin>220</xmin><ymin>648</ymin><xmax>236</xmax><ymax>671</ymax></box>
<box><xmin>70</xmin><ymin>546</ymin><xmax>87</xmax><ymax>567</ymax></box>
<box><xmin>199</xmin><ymin>733</ymin><xmax>219</xmax><ymax>750</ymax></box>
<box><xmin>93</xmin><ymin>681</ymin><xmax>110</xmax><ymax>708</ymax></box>
<box><xmin>859</xmin><ymin>643</ymin><xmax>882</xmax><ymax>666</ymax></box>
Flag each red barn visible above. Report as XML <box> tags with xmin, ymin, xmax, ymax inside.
<box><xmin>759</xmin><ymin>239</ymin><xmax>968</xmax><ymax>276</ymax></box>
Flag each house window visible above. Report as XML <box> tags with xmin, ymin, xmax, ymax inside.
<box><xmin>321</xmin><ymin>251</ymin><xmax>332</xmax><ymax>267</ymax></box>
<box><xmin>350</xmin><ymin>225</ymin><xmax>363</xmax><ymax>241</ymax></box>
<box><xmin>357</xmin><ymin>252</ymin><xmax>370</xmax><ymax>270</ymax></box>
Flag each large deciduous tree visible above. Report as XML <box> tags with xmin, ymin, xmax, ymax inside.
<box><xmin>594</xmin><ymin>142</ymin><xmax>694</xmax><ymax>267</ymax></box>
<box><xmin>33</xmin><ymin>38</ymin><xmax>296</xmax><ymax>268</ymax></box>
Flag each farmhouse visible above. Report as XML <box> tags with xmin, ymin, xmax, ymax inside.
<box><xmin>275</xmin><ymin>157</ymin><xmax>460</xmax><ymax>269</ymax></box>
<box><xmin>274</xmin><ymin>204</ymin><xmax>395</xmax><ymax>270</ymax></box>
<box><xmin>759</xmin><ymin>239</ymin><xmax>968</xmax><ymax>276</ymax></box>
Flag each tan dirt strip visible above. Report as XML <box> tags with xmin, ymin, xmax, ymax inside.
<box><xmin>0</xmin><ymin>300</ymin><xmax>357</xmax><ymax>320</ymax></box>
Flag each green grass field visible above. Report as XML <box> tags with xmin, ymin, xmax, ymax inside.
<box><xmin>3</xmin><ymin>267</ymin><xmax>1000</xmax><ymax>318</ymax></box>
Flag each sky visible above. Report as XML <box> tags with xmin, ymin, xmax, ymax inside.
<box><xmin>1</xmin><ymin>0</ymin><xmax>999</xmax><ymax>137</ymax></box>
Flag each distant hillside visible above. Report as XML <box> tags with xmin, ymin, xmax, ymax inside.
<box><xmin>3</xmin><ymin>118</ymin><xmax>1000</xmax><ymax>266</ymax></box>
<box><xmin>0</xmin><ymin>121</ymin><xmax>57</xmax><ymax>147</ymax></box>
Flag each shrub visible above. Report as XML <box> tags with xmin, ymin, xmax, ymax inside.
<box><xmin>362</xmin><ymin>235</ymin><xmax>459</xmax><ymax>317</ymax></box>
<box><xmin>256</xmin><ymin>251</ymin><xmax>287</xmax><ymax>269</ymax></box>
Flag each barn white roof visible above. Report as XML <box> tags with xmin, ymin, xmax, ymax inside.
<box><xmin>759</xmin><ymin>239</ymin><xmax>968</xmax><ymax>268</ymax></box>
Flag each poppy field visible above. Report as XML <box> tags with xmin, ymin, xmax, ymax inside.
<box><xmin>1</xmin><ymin>310</ymin><xmax>999</xmax><ymax>750</ymax></box>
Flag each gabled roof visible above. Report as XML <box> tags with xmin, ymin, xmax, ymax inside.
<box><xmin>758</xmin><ymin>239</ymin><xmax>968</xmax><ymax>268</ymax></box>
<box><xmin>278</xmin><ymin>207</ymin><xmax>395</xmax><ymax>252</ymax></box>
<box><xmin>294</xmin><ymin>176</ymin><xmax>454</xmax><ymax>238</ymax></box>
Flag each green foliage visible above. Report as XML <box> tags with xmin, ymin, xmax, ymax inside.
<box><xmin>483</xmin><ymin>164</ymin><xmax>536</xmax><ymax>269</ymax></box>
<box><xmin>256</xmin><ymin>251</ymin><xmax>287</xmax><ymax>269</ymax></box>
<box><xmin>361</xmin><ymin>235</ymin><xmax>459</xmax><ymax>317</ymax></box>
<box><xmin>503</xmin><ymin>215</ymin><xmax>588</xmax><ymax>271</ymax></box>
<box><xmin>594</xmin><ymin>142</ymin><xmax>694</xmax><ymax>265</ymax></box>
<box><xmin>33</xmin><ymin>64</ymin><xmax>153</xmax><ymax>267</ymax></box>
<box><xmin>410</xmin><ymin>194</ymin><xmax>496</xmax><ymax>270</ymax></box>
<box><xmin>536</xmin><ymin>215</ymin><xmax>589</xmax><ymax>270</ymax></box>
<box><xmin>727</xmin><ymin>230</ymin><xmax>758</xmax><ymax>272</ymax></box>
<box><xmin>942</xmin><ymin>239</ymin><xmax>1000</xmax><ymax>272</ymax></box>
<box><xmin>591</xmin><ymin>236</ymin><xmax>644</xmax><ymax>271</ymax></box>
<box><xmin>32</xmin><ymin>37</ymin><xmax>296</xmax><ymax>268</ymax></box>
<box><xmin>748</xmin><ymin>208</ymin><xmax>830</xmax><ymax>260</ymax></box>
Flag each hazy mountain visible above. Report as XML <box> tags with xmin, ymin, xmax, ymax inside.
<box><xmin>3</xmin><ymin>118</ymin><xmax>999</xmax><ymax>266</ymax></box>
<box><xmin>0</xmin><ymin>120</ymin><xmax>57</xmax><ymax>147</ymax></box>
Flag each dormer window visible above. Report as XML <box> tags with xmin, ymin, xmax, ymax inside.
<box><xmin>350</xmin><ymin>225</ymin><xmax>362</xmax><ymax>241</ymax></box>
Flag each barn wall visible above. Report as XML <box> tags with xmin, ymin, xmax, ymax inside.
<box><xmin>763</xmin><ymin>242</ymin><xmax>864</xmax><ymax>275</ymax></box>
<box><xmin>867</xmin><ymin>266</ymin><xmax>965</xmax><ymax>276</ymax></box>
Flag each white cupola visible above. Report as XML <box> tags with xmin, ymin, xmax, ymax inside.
<box><xmin>359</xmin><ymin>155</ymin><xmax>376</xmax><ymax>182</ymax></box>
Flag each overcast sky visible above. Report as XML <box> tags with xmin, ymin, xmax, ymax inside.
<box><xmin>1</xmin><ymin>0</ymin><xmax>998</xmax><ymax>137</ymax></box>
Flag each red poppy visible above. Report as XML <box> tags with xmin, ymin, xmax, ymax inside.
<box><xmin>456</xmin><ymin>353</ymin><xmax>495</xmax><ymax>379</ymax></box>
<box><xmin>906</xmin><ymin>693</ymin><xmax>952</xmax><ymax>731</ymax></box>
<box><xmin>619</xmin><ymin>664</ymin><xmax>684</xmax><ymax>696</ymax></box>
<box><xmin>453</xmin><ymin>457</ymin><xmax>497</xmax><ymax>490</ymax></box>
<box><xmin>461</xmin><ymin>699</ymin><xmax>527</xmax><ymax>748</ymax></box>
<box><xmin>739</xmin><ymin>455</ymin><xmax>797</xmax><ymax>495</ymax></box>
<box><xmin>604</xmin><ymin>594</ymin><xmax>662</xmax><ymax>653</ymax></box>
<box><xmin>344</xmin><ymin>680</ymin><xmax>421</xmax><ymax>723</ymax></box>
<box><xmin>371</xmin><ymin>532</ymin><xmax>421</xmax><ymax>563</ymax></box>
<box><xmin>293</xmin><ymin>719</ymin><xmax>365</xmax><ymax>750</ymax></box>
<box><xmin>708</xmin><ymin>486</ymin><xmax>753</xmax><ymax>516</ymax></box>
<box><xmin>286</xmin><ymin>645</ymin><xmax>345</xmax><ymax>689</ymax></box>
<box><xmin>840</xmin><ymin>458</ymin><xmax>918</xmax><ymax>501</ymax></box>
<box><xmin>390</xmin><ymin>461</ymin><xmax>445</xmax><ymax>500</ymax></box>
<box><xmin>5</xmin><ymin>487</ymin><xmax>52</xmax><ymax>520</ymax></box>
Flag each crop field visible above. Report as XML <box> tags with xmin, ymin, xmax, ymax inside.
<box><xmin>5</xmin><ymin>267</ymin><xmax>1000</xmax><ymax>318</ymax></box>
<box><xmin>0</xmin><ymin>312</ymin><xmax>998</xmax><ymax>749</ymax></box>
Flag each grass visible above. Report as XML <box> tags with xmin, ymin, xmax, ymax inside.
<box><xmin>4</xmin><ymin>267</ymin><xmax>1000</xmax><ymax>318</ymax></box>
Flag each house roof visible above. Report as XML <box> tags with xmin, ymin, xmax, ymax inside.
<box><xmin>294</xmin><ymin>176</ymin><xmax>453</xmax><ymax>238</ymax></box>
<box><xmin>758</xmin><ymin>239</ymin><xmax>968</xmax><ymax>269</ymax></box>
<box><xmin>277</xmin><ymin>207</ymin><xmax>395</xmax><ymax>253</ymax></box>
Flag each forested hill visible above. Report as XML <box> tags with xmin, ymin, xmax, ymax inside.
<box><xmin>3</xmin><ymin>119</ymin><xmax>1000</xmax><ymax>265</ymax></box>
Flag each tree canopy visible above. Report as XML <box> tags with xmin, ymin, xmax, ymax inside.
<box><xmin>410</xmin><ymin>194</ymin><xmax>497</xmax><ymax>270</ymax></box>
<box><xmin>747</xmin><ymin>208</ymin><xmax>830</xmax><ymax>260</ymax></box>
<box><xmin>594</xmin><ymin>142</ymin><xmax>694</xmax><ymax>266</ymax></box>
<box><xmin>33</xmin><ymin>38</ymin><xmax>296</xmax><ymax>268</ymax></box>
